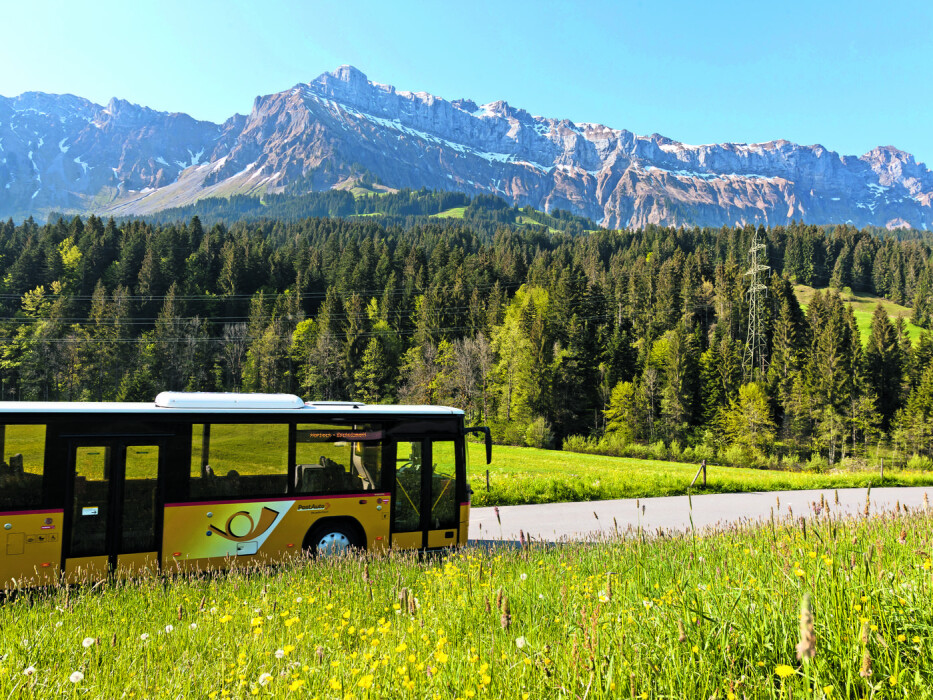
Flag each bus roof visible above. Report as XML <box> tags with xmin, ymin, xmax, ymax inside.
<box><xmin>0</xmin><ymin>392</ymin><xmax>463</xmax><ymax>417</ymax></box>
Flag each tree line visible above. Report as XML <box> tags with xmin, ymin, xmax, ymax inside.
<box><xmin>4</xmin><ymin>210</ymin><xmax>933</xmax><ymax>467</ymax></box>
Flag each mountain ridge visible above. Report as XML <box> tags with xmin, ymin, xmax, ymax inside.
<box><xmin>2</xmin><ymin>66</ymin><xmax>932</xmax><ymax>230</ymax></box>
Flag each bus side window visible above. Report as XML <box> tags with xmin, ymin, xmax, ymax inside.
<box><xmin>294</xmin><ymin>424</ymin><xmax>382</xmax><ymax>495</ymax></box>
<box><xmin>189</xmin><ymin>424</ymin><xmax>288</xmax><ymax>499</ymax></box>
<box><xmin>0</xmin><ymin>424</ymin><xmax>46</xmax><ymax>511</ymax></box>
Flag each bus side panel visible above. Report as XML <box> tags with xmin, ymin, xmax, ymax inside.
<box><xmin>0</xmin><ymin>510</ymin><xmax>63</xmax><ymax>588</ymax></box>
<box><xmin>459</xmin><ymin>502</ymin><xmax>470</xmax><ymax>546</ymax></box>
<box><xmin>161</xmin><ymin>494</ymin><xmax>391</xmax><ymax>570</ymax></box>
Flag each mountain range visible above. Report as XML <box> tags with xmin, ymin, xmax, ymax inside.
<box><xmin>2</xmin><ymin>65</ymin><xmax>932</xmax><ymax>230</ymax></box>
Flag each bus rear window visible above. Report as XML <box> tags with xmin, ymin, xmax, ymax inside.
<box><xmin>190</xmin><ymin>424</ymin><xmax>289</xmax><ymax>499</ymax></box>
<box><xmin>0</xmin><ymin>424</ymin><xmax>46</xmax><ymax>511</ymax></box>
<box><xmin>295</xmin><ymin>424</ymin><xmax>383</xmax><ymax>494</ymax></box>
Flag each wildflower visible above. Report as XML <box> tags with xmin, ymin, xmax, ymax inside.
<box><xmin>220</xmin><ymin>615</ymin><xmax>232</xmax><ymax>623</ymax></box>
<box><xmin>189</xmin><ymin>623</ymin><xmax>198</xmax><ymax>630</ymax></box>
<box><xmin>520</xmin><ymin>573</ymin><xmax>527</xmax><ymax>581</ymax></box>
<box><xmin>436</xmin><ymin>651</ymin><xmax>449</xmax><ymax>663</ymax></box>
<box><xmin>288</xmin><ymin>679</ymin><xmax>305</xmax><ymax>691</ymax></box>
<box><xmin>823</xmin><ymin>686</ymin><xmax>833</xmax><ymax>695</ymax></box>
<box><xmin>775</xmin><ymin>665</ymin><xmax>795</xmax><ymax>679</ymax></box>
<box><xmin>140</xmin><ymin>633</ymin><xmax>150</xmax><ymax>641</ymax></box>
<box><xmin>515</xmin><ymin>636</ymin><xmax>526</xmax><ymax>649</ymax></box>
<box><xmin>258</xmin><ymin>673</ymin><xmax>272</xmax><ymax>686</ymax></box>
<box><xmin>164</xmin><ymin>625</ymin><xmax>174</xmax><ymax>633</ymax></box>
<box><xmin>82</xmin><ymin>637</ymin><xmax>96</xmax><ymax>648</ymax></box>
<box><xmin>275</xmin><ymin>649</ymin><xmax>285</xmax><ymax>659</ymax></box>
<box><xmin>69</xmin><ymin>671</ymin><xmax>84</xmax><ymax>683</ymax></box>
<box><xmin>358</xmin><ymin>674</ymin><xmax>374</xmax><ymax>689</ymax></box>
<box><xmin>23</xmin><ymin>666</ymin><xmax>36</xmax><ymax>676</ymax></box>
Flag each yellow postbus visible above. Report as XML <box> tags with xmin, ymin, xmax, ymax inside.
<box><xmin>0</xmin><ymin>392</ymin><xmax>491</xmax><ymax>588</ymax></box>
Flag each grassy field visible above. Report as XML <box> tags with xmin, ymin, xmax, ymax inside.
<box><xmin>2</xmin><ymin>506</ymin><xmax>931</xmax><ymax>697</ymax></box>
<box><xmin>794</xmin><ymin>285</ymin><xmax>923</xmax><ymax>344</ymax></box>
<box><xmin>468</xmin><ymin>443</ymin><xmax>933</xmax><ymax>506</ymax></box>
<box><xmin>431</xmin><ymin>207</ymin><xmax>466</xmax><ymax>219</ymax></box>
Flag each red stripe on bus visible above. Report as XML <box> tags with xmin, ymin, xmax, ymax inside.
<box><xmin>166</xmin><ymin>492</ymin><xmax>391</xmax><ymax>507</ymax></box>
<box><xmin>0</xmin><ymin>508</ymin><xmax>63</xmax><ymax>516</ymax></box>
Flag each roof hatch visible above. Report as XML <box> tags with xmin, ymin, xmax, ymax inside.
<box><xmin>155</xmin><ymin>392</ymin><xmax>305</xmax><ymax>410</ymax></box>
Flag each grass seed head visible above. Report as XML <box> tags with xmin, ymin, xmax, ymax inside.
<box><xmin>795</xmin><ymin>593</ymin><xmax>815</xmax><ymax>660</ymax></box>
<box><xmin>399</xmin><ymin>587</ymin><xmax>409</xmax><ymax>613</ymax></box>
<box><xmin>859</xmin><ymin>649</ymin><xmax>872</xmax><ymax>678</ymax></box>
<box><xmin>500</xmin><ymin>597</ymin><xmax>511</xmax><ymax>629</ymax></box>
<box><xmin>677</xmin><ymin>619</ymin><xmax>687</xmax><ymax>643</ymax></box>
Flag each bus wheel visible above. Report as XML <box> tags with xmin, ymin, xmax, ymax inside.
<box><xmin>305</xmin><ymin>522</ymin><xmax>360</xmax><ymax>557</ymax></box>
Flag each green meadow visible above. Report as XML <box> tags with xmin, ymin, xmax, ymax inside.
<box><xmin>1</xmin><ymin>505</ymin><xmax>931</xmax><ymax>698</ymax></box>
<box><xmin>468</xmin><ymin>443</ymin><xmax>933</xmax><ymax>506</ymax></box>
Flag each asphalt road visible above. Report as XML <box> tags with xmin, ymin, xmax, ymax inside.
<box><xmin>468</xmin><ymin>486</ymin><xmax>932</xmax><ymax>543</ymax></box>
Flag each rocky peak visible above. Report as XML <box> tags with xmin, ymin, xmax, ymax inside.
<box><xmin>4</xmin><ymin>68</ymin><xmax>933</xmax><ymax>232</ymax></box>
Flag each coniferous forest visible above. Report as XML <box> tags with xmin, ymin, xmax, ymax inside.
<box><xmin>5</xmin><ymin>197</ymin><xmax>933</xmax><ymax>470</ymax></box>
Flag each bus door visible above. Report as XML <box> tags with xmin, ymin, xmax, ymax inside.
<box><xmin>390</xmin><ymin>438</ymin><xmax>460</xmax><ymax>549</ymax></box>
<box><xmin>64</xmin><ymin>439</ymin><xmax>163</xmax><ymax>580</ymax></box>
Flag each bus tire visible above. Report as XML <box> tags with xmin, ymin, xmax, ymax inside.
<box><xmin>304</xmin><ymin>519</ymin><xmax>364</xmax><ymax>557</ymax></box>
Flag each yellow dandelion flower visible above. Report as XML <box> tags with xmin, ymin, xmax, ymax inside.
<box><xmin>358</xmin><ymin>674</ymin><xmax>374</xmax><ymax>689</ymax></box>
<box><xmin>775</xmin><ymin>665</ymin><xmax>795</xmax><ymax>679</ymax></box>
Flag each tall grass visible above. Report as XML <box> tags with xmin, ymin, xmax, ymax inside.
<box><xmin>2</xmin><ymin>501</ymin><xmax>932</xmax><ymax>697</ymax></box>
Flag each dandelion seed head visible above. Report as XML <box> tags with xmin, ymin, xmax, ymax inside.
<box><xmin>69</xmin><ymin>671</ymin><xmax>84</xmax><ymax>683</ymax></box>
<box><xmin>82</xmin><ymin>637</ymin><xmax>95</xmax><ymax>648</ymax></box>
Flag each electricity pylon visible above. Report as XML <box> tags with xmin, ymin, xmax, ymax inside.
<box><xmin>743</xmin><ymin>229</ymin><xmax>770</xmax><ymax>382</ymax></box>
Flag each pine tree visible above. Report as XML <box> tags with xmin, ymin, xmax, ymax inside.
<box><xmin>864</xmin><ymin>305</ymin><xmax>906</xmax><ymax>429</ymax></box>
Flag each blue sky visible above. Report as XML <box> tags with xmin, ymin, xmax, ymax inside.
<box><xmin>3</xmin><ymin>0</ymin><xmax>932</xmax><ymax>164</ymax></box>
